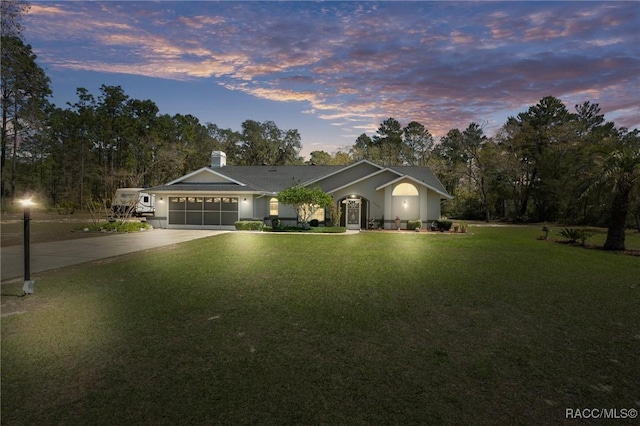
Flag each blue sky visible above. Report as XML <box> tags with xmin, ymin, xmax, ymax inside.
<box><xmin>25</xmin><ymin>1</ymin><xmax>640</xmax><ymax>159</ymax></box>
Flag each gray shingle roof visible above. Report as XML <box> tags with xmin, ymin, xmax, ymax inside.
<box><xmin>144</xmin><ymin>182</ymin><xmax>259</xmax><ymax>192</ymax></box>
<box><xmin>387</xmin><ymin>166</ymin><xmax>449</xmax><ymax>195</ymax></box>
<box><xmin>146</xmin><ymin>162</ymin><xmax>451</xmax><ymax>198</ymax></box>
<box><xmin>211</xmin><ymin>165</ymin><xmax>344</xmax><ymax>193</ymax></box>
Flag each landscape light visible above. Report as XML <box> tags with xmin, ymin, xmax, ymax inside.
<box><xmin>20</xmin><ymin>198</ymin><xmax>36</xmax><ymax>295</ymax></box>
<box><xmin>20</xmin><ymin>198</ymin><xmax>34</xmax><ymax>208</ymax></box>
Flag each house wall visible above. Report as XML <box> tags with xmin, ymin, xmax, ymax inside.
<box><xmin>420</xmin><ymin>190</ymin><xmax>430</xmax><ymax>225</ymax></box>
<box><xmin>331</xmin><ymin>180</ymin><xmax>385</xmax><ymax>223</ymax></box>
<box><xmin>392</xmin><ymin>193</ymin><xmax>420</xmax><ymax>223</ymax></box>
<box><xmin>238</xmin><ymin>196</ymin><xmax>253</xmax><ymax>219</ymax></box>
<box><xmin>427</xmin><ymin>191</ymin><xmax>441</xmax><ymax>221</ymax></box>
<box><xmin>382</xmin><ymin>179</ymin><xmax>442</xmax><ymax>229</ymax></box>
<box><xmin>253</xmin><ymin>196</ymin><xmax>269</xmax><ymax>219</ymax></box>
<box><xmin>329</xmin><ymin>170</ymin><xmax>402</xmax><ymax>225</ymax></box>
<box><xmin>277</xmin><ymin>204</ymin><xmax>298</xmax><ymax>220</ymax></box>
<box><xmin>146</xmin><ymin>194</ymin><xmax>168</xmax><ymax>229</ymax></box>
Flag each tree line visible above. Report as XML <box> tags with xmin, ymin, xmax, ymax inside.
<box><xmin>312</xmin><ymin>102</ymin><xmax>639</xmax><ymax>235</ymax></box>
<box><xmin>2</xmin><ymin>0</ymin><xmax>639</xmax><ymax>250</ymax></box>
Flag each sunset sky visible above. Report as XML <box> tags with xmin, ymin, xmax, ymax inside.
<box><xmin>25</xmin><ymin>1</ymin><xmax>639</xmax><ymax>159</ymax></box>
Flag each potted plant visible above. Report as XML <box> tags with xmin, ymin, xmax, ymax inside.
<box><xmin>395</xmin><ymin>215</ymin><xmax>401</xmax><ymax>230</ymax></box>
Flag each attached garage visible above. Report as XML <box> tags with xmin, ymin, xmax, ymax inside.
<box><xmin>168</xmin><ymin>196</ymin><xmax>238</xmax><ymax>226</ymax></box>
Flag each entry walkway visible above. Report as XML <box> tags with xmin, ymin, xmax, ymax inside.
<box><xmin>1</xmin><ymin>229</ymin><xmax>227</xmax><ymax>282</ymax></box>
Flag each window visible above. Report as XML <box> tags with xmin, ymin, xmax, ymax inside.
<box><xmin>392</xmin><ymin>183</ymin><xmax>419</xmax><ymax>196</ymax></box>
<box><xmin>309</xmin><ymin>207</ymin><xmax>325</xmax><ymax>222</ymax></box>
<box><xmin>269</xmin><ymin>197</ymin><xmax>279</xmax><ymax>216</ymax></box>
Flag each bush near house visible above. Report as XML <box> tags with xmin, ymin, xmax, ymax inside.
<box><xmin>267</xmin><ymin>225</ymin><xmax>346</xmax><ymax>233</ymax></box>
<box><xmin>234</xmin><ymin>220</ymin><xmax>264</xmax><ymax>231</ymax></box>
<box><xmin>86</xmin><ymin>221</ymin><xmax>151</xmax><ymax>233</ymax></box>
<box><xmin>436</xmin><ymin>220</ymin><xmax>453</xmax><ymax>231</ymax></box>
<box><xmin>407</xmin><ymin>219</ymin><xmax>422</xmax><ymax>230</ymax></box>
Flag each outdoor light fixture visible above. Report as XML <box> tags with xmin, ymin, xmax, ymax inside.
<box><xmin>20</xmin><ymin>198</ymin><xmax>35</xmax><ymax>295</ymax></box>
<box><xmin>403</xmin><ymin>200</ymin><xmax>408</xmax><ymax>209</ymax></box>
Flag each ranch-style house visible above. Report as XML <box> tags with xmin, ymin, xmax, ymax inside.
<box><xmin>145</xmin><ymin>151</ymin><xmax>452</xmax><ymax>230</ymax></box>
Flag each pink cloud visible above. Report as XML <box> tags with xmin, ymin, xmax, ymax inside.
<box><xmin>23</xmin><ymin>1</ymin><xmax>639</xmax><ymax>141</ymax></box>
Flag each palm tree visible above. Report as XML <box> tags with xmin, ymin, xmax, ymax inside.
<box><xmin>590</xmin><ymin>140</ymin><xmax>640</xmax><ymax>250</ymax></box>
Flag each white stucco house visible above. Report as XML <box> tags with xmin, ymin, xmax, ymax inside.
<box><xmin>145</xmin><ymin>151</ymin><xmax>452</xmax><ymax>230</ymax></box>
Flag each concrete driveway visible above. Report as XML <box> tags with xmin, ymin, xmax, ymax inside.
<box><xmin>1</xmin><ymin>229</ymin><xmax>227</xmax><ymax>282</ymax></box>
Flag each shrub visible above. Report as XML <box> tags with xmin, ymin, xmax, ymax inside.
<box><xmin>438</xmin><ymin>220</ymin><xmax>453</xmax><ymax>231</ymax></box>
<box><xmin>308</xmin><ymin>226</ymin><xmax>347</xmax><ymax>233</ymax></box>
<box><xmin>87</xmin><ymin>221</ymin><xmax>151</xmax><ymax>233</ymax></box>
<box><xmin>310</xmin><ymin>219</ymin><xmax>319</xmax><ymax>227</ymax></box>
<box><xmin>56</xmin><ymin>202</ymin><xmax>77</xmax><ymax>215</ymax></box>
<box><xmin>264</xmin><ymin>225</ymin><xmax>346</xmax><ymax>233</ymax></box>
<box><xmin>558</xmin><ymin>228</ymin><xmax>594</xmax><ymax>246</ymax></box>
<box><xmin>407</xmin><ymin>219</ymin><xmax>422</xmax><ymax>230</ymax></box>
<box><xmin>234</xmin><ymin>221</ymin><xmax>264</xmax><ymax>231</ymax></box>
<box><xmin>329</xmin><ymin>201</ymin><xmax>342</xmax><ymax>227</ymax></box>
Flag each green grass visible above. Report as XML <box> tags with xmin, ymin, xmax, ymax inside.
<box><xmin>2</xmin><ymin>227</ymin><xmax>639</xmax><ymax>425</ymax></box>
<box><xmin>268</xmin><ymin>225</ymin><xmax>347</xmax><ymax>233</ymax></box>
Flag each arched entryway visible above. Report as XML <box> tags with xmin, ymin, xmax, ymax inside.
<box><xmin>337</xmin><ymin>195</ymin><xmax>370</xmax><ymax>230</ymax></box>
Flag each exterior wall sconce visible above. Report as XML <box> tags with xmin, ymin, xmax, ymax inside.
<box><xmin>403</xmin><ymin>200</ymin><xmax>408</xmax><ymax>209</ymax></box>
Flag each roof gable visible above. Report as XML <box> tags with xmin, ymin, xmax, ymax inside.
<box><xmin>325</xmin><ymin>169</ymin><xmax>398</xmax><ymax>194</ymax></box>
<box><xmin>166</xmin><ymin>167</ymin><xmax>246</xmax><ymax>186</ymax></box>
<box><xmin>304</xmin><ymin>160</ymin><xmax>384</xmax><ymax>192</ymax></box>
<box><xmin>376</xmin><ymin>168</ymin><xmax>453</xmax><ymax>199</ymax></box>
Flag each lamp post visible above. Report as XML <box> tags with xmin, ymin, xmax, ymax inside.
<box><xmin>21</xmin><ymin>199</ymin><xmax>35</xmax><ymax>295</ymax></box>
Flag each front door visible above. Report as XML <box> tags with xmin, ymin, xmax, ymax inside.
<box><xmin>346</xmin><ymin>198</ymin><xmax>361</xmax><ymax>230</ymax></box>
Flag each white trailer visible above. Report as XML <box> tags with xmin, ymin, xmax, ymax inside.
<box><xmin>112</xmin><ymin>188</ymin><xmax>155</xmax><ymax>216</ymax></box>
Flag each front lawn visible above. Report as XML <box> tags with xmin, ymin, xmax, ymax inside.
<box><xmin>2</xmin><ymin>227</ymin><xmax>639</xmax><ymax>424</ymax></box>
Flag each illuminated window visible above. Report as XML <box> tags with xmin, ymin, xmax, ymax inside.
<box><xmin>300</xmin><ymin>204</ymin><xmax>325</xmax><ymax>222</ymax></box>
<box><xmin>270</xmin><ymin>197</ymin><xmax>279</xmax><ymax>216</ymax></box>
<box><xmin>309</xmin><ymin>207</ymin><xmax>325</xmax><ymax>222</ymax></box>
<box><xmin>392</xmin><ymin>183</ymin><xmax>419</xmax><ymax>196</ymax></box>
